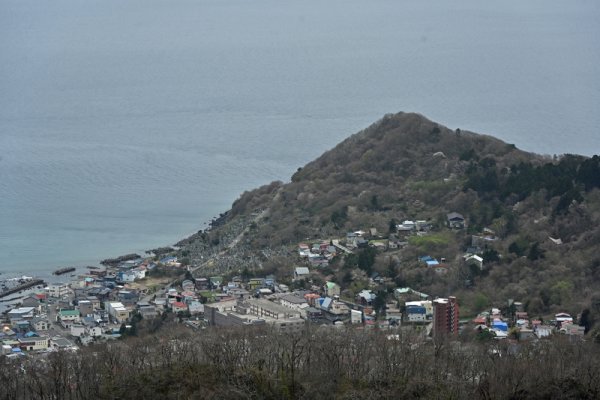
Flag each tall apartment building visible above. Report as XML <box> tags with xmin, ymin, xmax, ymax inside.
<box><xmin>433</xmin><ymin>297</ymin><xmax>459</xmax><ymax>335</ymax></box>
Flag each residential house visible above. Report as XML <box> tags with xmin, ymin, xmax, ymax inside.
<box><xmin>30</xmin><ymin>317</ymin><xmax>49</xmax><ymax>331</ymax></box>
<box><xmin>256</xmin><ymin>288</ymin><xmax>272</xmax><ymax>297</ymax></box>
<box><xmin>195</xmin><ymin>277</ymin><xmax>210</xmax><ymax>291</ymax></box>
<box><xmin>396</xmin><ymin>220</ymin><xmax>416</xmax><ymax>233</ymax></box>
<box><xmin>394</xmin><ymin>287</ymin><xmax>429</xmax><ymax>302</ymax></box>
<box><xmin>117</xmin><ymin>290</ymin><xmax>139</xmax><ymax>307</ymax></box>
<box><xmin>248</xmin><ymin>278</ymin><xmax>265</xmax><ymax>290</ymax></box>
<box><xmin>415</xmin><ymin>220</ymin><xmax>432</xmax><ymax>232</ymax></box>
<box><xmin>324</xmin><ymin>282</ymin><xmax>340</xmax><ymax>298</ymax></box>
<box><xmin>308</xmin><ymin>254</ymin><xmax>329</xmax><ymax>267</ymax></box>
<box><xmin>209</xmin><ymin>276</ymin><xmax>223</xmax><ymax>290</ymax></box>
<box><xmin>11</xmin><ymin>320</ymin><xmax>31</xmax><ymax>333</ymax></box>
<box><xmin>433</xmin><ymin>264</ymin><xmax>449</xmax><ymax>275</ymax></box>
<box><xmin>405</xmin><ymin>301</ymin><xmax>433</xmax><ymax>322</ymax></box>
<box><xmin>465</xmin><ymin>254</ymin><xmax>484</xmax><ymax>270</ymax></box>
<box><xmin>172</xmin><ymin>302</ymin><xmax>188</xmax><ymax>314</ymax></box>
<box><xmin>305</xmin><ymin>307</ymin><xmax>323</xmax><ymax>320</ymax></box>
<box><xmin>466</xmin><ymin>246</ymin><xmax>483</xmax><ymax>255</ymax></box>
<box><xmin>279</xmin><ymin>294</ymin><xmax>309</xmax><ymax>311</ymax></box>
<box><xmin>105</xmin><ymin>302</ymin><xmax>130</xmax><ymax>323</ymax></box>
<box><xmin>561</xmin><ymin>323</ymin><xmax>585</xmax><ymax>337</ymax></box>
<box><xmin>356</xmin><ymin>290</ymin><xmax>376</xmax><ymax>306</ymax></box>
<box><xmin>346</xmin><ymin>231</ymin><xmax>367</xmax><ymax>248</ymax></box>
<box><xmin>519</xmin><ymin>328</ymin><xmax>536</xmax><ymax>341</ymax></box>
<box><xmin>370</xmin><ymin>272</ymin><xmax>385</xmax><ymax>285</ymax></box>
<box><xmin>356</xmin><ymin>238</ymin><xmax>369</xmax><ymax>248</ymax></box>
<box><xmin>420</xmin><ymin>255</ymin><xmax>440</xmax><ymax>267</ymax></box>
<box><xmin>228</xmin><ymin>288</ymin><xmax>251</xmax><ymax>300</ymax></box>
<box><xmin>70</xmin><ymin>324</ymin><xmax>86</xmax><ymax>338</ymax></box>
<box><xmin>294</xmin><ymin>267</ymin><xmax>310</xmax><ymax>280</ymax></box>
<box><xmin>298</xmin><ymin>243</ymin><xmax>310</xmax><ymax>258</ymax></box>
<box><xmin>320</xmin><ymin>298</ymin><xmax>351</xmax><ymax>321</ymax></box>
<box><xmin>385</xmin><ymin>301</ymin><xmax>403</xmax><ymax>319</ymax></box>
<box><xmin>57</xmin><ymin>309</ymin><xmax>81</xmax><ymax>328</ymax></box>
<box><xmin>153</xmin><ymin>298</ymin><xmax>167</xmax><ymax>310</ymax></box>
<box><xmin>188</xmin><ymin>301</ymin><xmax>204</xmax><ymax>316</ymax></box>
<box><xmin>20</xmin><ymin>295</ymin><xmax>41</xmax><ymax>308</ymax></box>
<box><xmin>350</xmin><ymin>309</ymin><xmax>363</xmax><ymax>324</ymax></box>
<box><xmin>534</xmin><ymin>325</ymin><xmax>553</xmax><ymax>338</ymax></box>
<box><xmin>304</xmin><ymin>293</ymin><xmax>321</xmax><ymax>307</ymax></box>
<box><xmin>180</xmin><ymin>290</ymin><xmax>197</xmax><ymax>304</ymax></box>
<box><xmin>160</xmin><ymin>256</ymin><xmax>179</xmax><ymax>266</ymax></box>
<box><xmin>182</xmin><ymin>279</ymin><xmax>195</xmax><ymax>292</ymax></box>
<box><xmin>555</xmin><ymin>313</ymin><xmax>573</xmax><ymax>327</ymax></box>
<box><xmin>85</xmin><ymin>296</ymin><xmax>101</xmax><ymax>311</ymax></box>
<box><xmin>447</xmin><ymin>212</ymin><xmax>465</xmax><ymax>229</ymax></box>
<box><xmin>117</xmin><ymin>270</ymin><xmax>136</xmax><ymax>283</ymax></box>
<box><xmin>78</xmin><ymin>300</ymin><xmax>94</xmax><ymax>317</ymax></box>
<box><xmin>139</xmin><ymin>306</ymin><xmax>159</xmax><ymax>319</ymax></box>
<box><xmin>88</xmin><ymin>326</ymin><xmax>103</xmax><ymax>337</ymax></box>
<box><xmin>369</xmin><ymin>241</ymin><xmax>387</xmax><ymax>251</ymax></box>
<box><xmin>388</xmin><ymin>234</ymin><xmax>405</xmax><ymax>249</ymax></box>
<box><xmin>87</xmin><ymin>287</ymin><xmax>112</xmax><ymax>302</ymax></box>
<box><xmin>132</xmin><ymin>267</ymin><xmax>146</xmax><ymax>280</ymax></box>
<box><xmin>264</xmin><ymin>275</ymin><xmax>276</xmax><ymax>288</ymax></box>
<box><xmin>52</xmin><ymin>337</ymin><xmax>75</xmax><ymax>350</ymax></box>
<box><xmin>7</xmin><ymin>307</ymin><xmax>35</xmax><ymax>322</ymax></box>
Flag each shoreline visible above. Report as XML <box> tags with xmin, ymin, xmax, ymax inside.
<box><xmin>0</xmin><ymin>212</ymin><xmax>227</xmax><ymax>289</ymax></box>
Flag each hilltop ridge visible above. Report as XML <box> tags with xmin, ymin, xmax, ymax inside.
<box><xmin>181</xmin><ymin>112</ymin><xmax>600</xmax><ymax>316</ymax></box>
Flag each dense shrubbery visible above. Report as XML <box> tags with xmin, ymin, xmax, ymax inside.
<box><xmin>464</xmin><ymin>154</ymin><xmax>600</xmax><ymax>215</ymax></box>
<box><xmin>3</xmin><ymin>325</ymin><xmax>600</xmax><ymax>399</ymax></box>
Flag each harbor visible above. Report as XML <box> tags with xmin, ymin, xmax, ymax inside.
<box><xmin>0</xmin><ymin>277</ymin><xmax>45</xmax><ymax>299</ymax></box>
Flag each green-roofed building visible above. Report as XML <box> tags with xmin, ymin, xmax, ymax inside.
<box><xmin>324</xmin><ymin>281</ymin><xmax>340</xmax><ymax>297</ymax></box>
<box><xmin>57</xmin><ymin>309</ymin><xmax>80</xmax><ymax>328</ymax></box>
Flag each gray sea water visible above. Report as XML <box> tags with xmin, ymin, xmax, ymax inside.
<box><xmin>1</xmin><ymin>0</ymin><xmax>599</xmax><ymax>276</ymax></box>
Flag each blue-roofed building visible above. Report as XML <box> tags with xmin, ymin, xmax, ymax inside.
<box><xmin>320</xmin><ymin>297</ymin><xmax>333</xmax><ymax>311</ymax></box>
<box><xmin>405</xmin><ymin>300</ymin><xmax>433</xmax><ymax>322</ymax></box>
<box><xmin>160</xmin><ymin>256</ymin><xmax>178</xmax><ymax>265</ymax></box>
<box><xmin>419</xmin><ymin>256</ymin><xmax>440</xmax><ymax>267</ymax></box>
<box><xmin>492</xmin><ymin>319</ymin><xmax>508</xmax><ymax>332</ymax></box>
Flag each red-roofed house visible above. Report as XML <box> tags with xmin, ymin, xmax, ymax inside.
<box><xmin>172</xmin><ymin>302</ymin><xmax>188</xmax><ymax>313</ymax></box>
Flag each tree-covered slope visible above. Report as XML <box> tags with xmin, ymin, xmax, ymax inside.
<box><xmin>184</xmin><ymin>112</ymin><xmax>600</xmax><ymax>318</ymax></box>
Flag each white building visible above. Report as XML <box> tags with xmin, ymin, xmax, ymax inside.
<box><xmin>405</xmin><ymin>300</ymin><xmax>433</xmax><ymax>322</ymax></box>
<box><xmin>70</xmin><ymin>325</ymin><xmax>86</xmax><ymax>337</ymax></box>
<box><xmin>105</xmin><ymin>302</ymin><xmax>130</xmax><ymax>323</ymax></box>
<box><xmin>7</xmin><ymin>307</ymin><xmax>35</xmax><ymax>321</ymax></box>
<box><xmin>17</xmin><ymin>337</ymin><xmax>50</xmax><ymax>351</ymax></box>
<box><xmin>279</xmin><ymin>294</ymin><xmax>309</xmax><ymax>311</ymax></box>
<box><xmin>47</xmin><ymin>283</ymin><xmax>70</xmax><ymax>298</ymax></box>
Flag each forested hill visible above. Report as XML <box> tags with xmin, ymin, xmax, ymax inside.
<box><xmin>183</xmin><ymin>112</ymin><xmax>600</xmax><ymax>317</ymax></box>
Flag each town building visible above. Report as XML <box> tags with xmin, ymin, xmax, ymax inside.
<box><xmin>57</xmin><ymin>309</ymin><xmax>81</xmax><ymax>328</ymax></box>
<box><xmin>433</xmin><ymin>297</ymin><xmax>459</xmax><ymax>335</ymax></box>
<box><xmin>105</xmin><ymin>302</ymin><xmax>130</xmax><ymax>323</ymax></box>
<box><xmin>47</xmin><ymin>283</ymin><xmax>70</xmax><ymax>298</ymax></box>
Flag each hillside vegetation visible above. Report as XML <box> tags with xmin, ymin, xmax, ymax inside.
<box><xmin>3</xmin><ymin>325</ymin><xmax>600</xmax><ymax>399</ymax></box>
<box><xmin>183</xmin><ymin>112</ymin><xmax>600</xmax><ymax>320</ymax></box>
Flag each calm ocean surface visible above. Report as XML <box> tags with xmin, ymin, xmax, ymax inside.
<box><xmin>1</xmin><ymin>0</ymin><xmax>599</xmax><ymax>276</ymax></box>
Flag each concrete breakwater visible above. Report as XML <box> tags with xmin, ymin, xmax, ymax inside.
<box><xmin>0</xmin><ymin>278</ymin><xmax>45</xmax><ymax>299</ymax></box>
